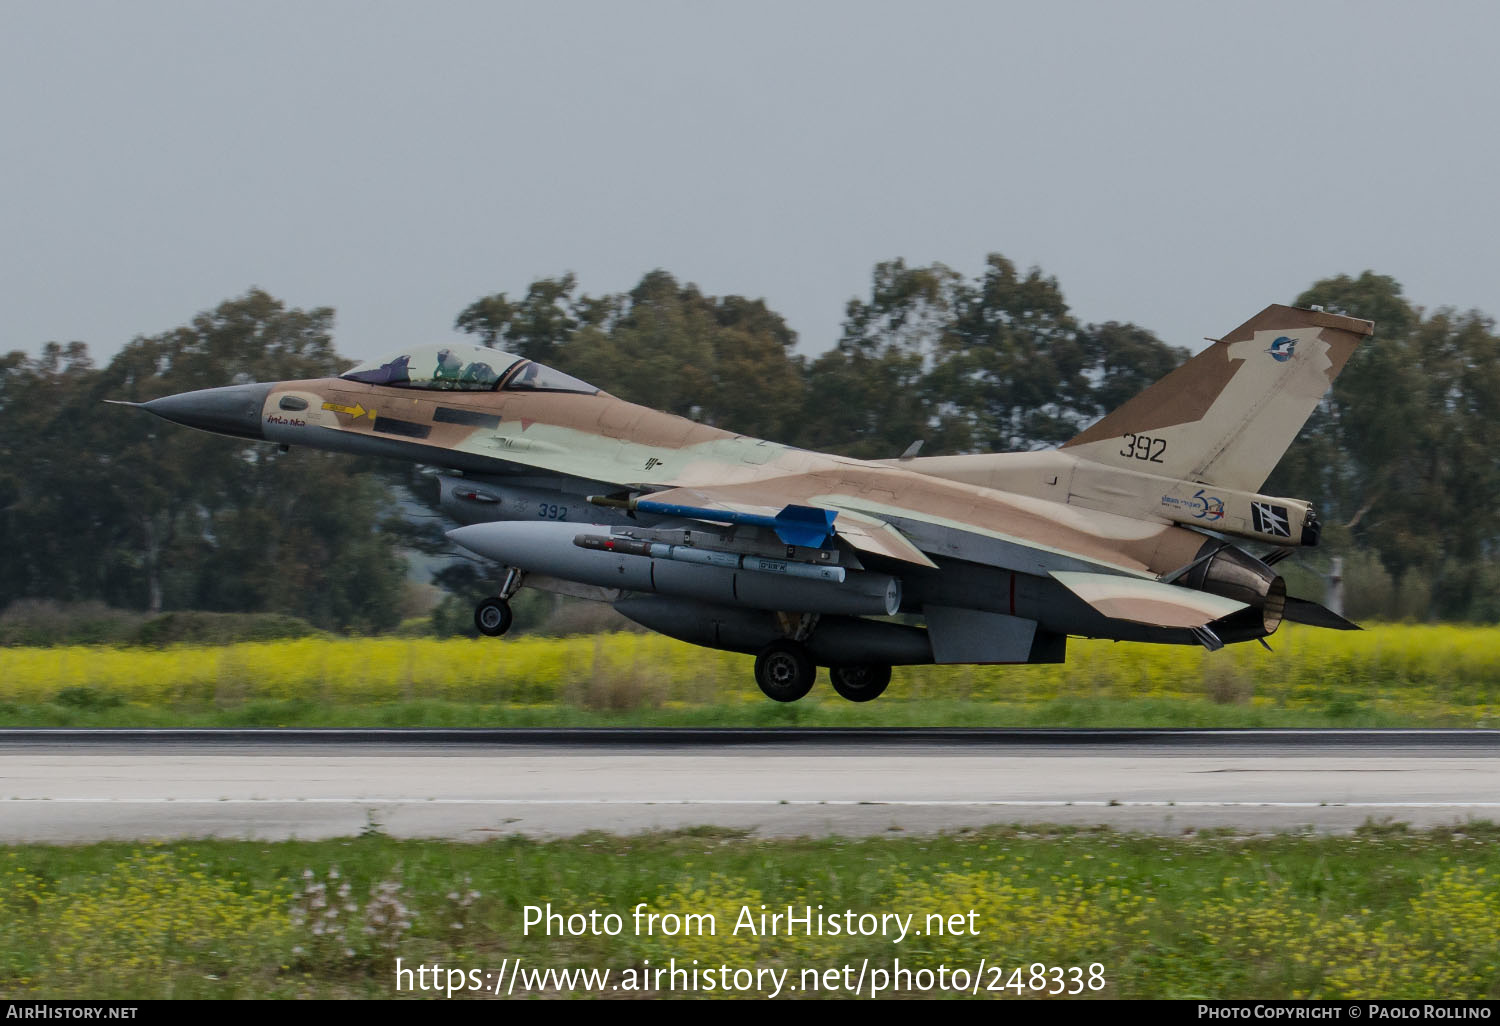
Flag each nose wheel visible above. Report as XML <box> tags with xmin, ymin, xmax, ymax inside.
<box><xmin>754</xmin><ymin>640</ymin><xmax>816</xmax><ymax>703</ymax></box>
<box><xmin>475</xmin><ymin>567</ymin><xmax>524</xmax><ymax>638</ymax></box>
<box><xmin>828</xmin><ymin>664</ymin><xmax>892</xmax><ymax>702</ymax></box>
<box><xmin>474</xmin><ymin>597</ymin><xmax>514</xmax><ymax>637</ymax></box>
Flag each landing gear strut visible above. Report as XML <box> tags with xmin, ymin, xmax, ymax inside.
<box><xmin>753</xmin><ymin>640</ymin><xmax>816</xmax><ymax>703</ymax></box>
<box><xmin>474</xmin><ymin>567</ymin><xmax>524</xmax><ymax>638</ymax></box>
<box><xmin>828</xmin><ymin>664</ymin><xmax>892</xmax><ymax>702</ymax></box>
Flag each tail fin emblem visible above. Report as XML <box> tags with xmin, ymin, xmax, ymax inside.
<box><xmin>1252</xmin><ymin>501</ymin><xmax>1292</xmax><ymax>538</ymax></box>
<box><xmin>1266</xmin><ymin>336</ymin><xmax>1298</xmax><ymax>362</ymax></box>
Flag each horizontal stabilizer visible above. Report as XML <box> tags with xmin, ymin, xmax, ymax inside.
<box><xmin>1283</xmin><ymin>597</ymin><xmax>1362</xmax><ymax>631</ymax></box>
<box><xmin>1051</xmin><ymin>571</ymin><xmax>1247</xmax><ymax>629</ymax></box>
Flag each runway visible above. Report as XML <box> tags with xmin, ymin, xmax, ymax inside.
<box><xmin>2</xmin><ymin>728</ymin><xmax>1498</xmax><ymax>842</ymax></box>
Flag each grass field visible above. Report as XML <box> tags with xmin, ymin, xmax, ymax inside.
<box><xmin>4</xmin><ymin>628</ymin><xmax>1498</xmax><ymax>1000</ymax></box>
<box><xmin>3</xmin><ymin>824</ymin><xmax>1498</xmax><ymax>999</ymax></box>
<box><xmin>2</xmin><ymin>624</ymin><xmax>1499</xmax><ymax>727</ymax></box>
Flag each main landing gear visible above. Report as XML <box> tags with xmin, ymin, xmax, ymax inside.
<box><xmin>753</xmin><ymin>641</ymin><xmax>816</xmax><ymax>703</ymax></box>
<box><xmin>751</xmin><ymin>640</ymin><xmax>893</xmax><ymax>704</ymax></box>
<box><xmin>827</xmin><ymin>663</ymin><xmax>892</xmax><ymax>703</ymax></box>
<box><xmin>474</xmin><ymin>568</ymin><xmax>524</xmax><ymax>637</ymax></box>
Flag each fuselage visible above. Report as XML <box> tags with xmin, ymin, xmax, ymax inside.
<box><xmin>155</xmin><ymin>371</ymin><xmax>1275</xmax><ymax>649</ymax></box>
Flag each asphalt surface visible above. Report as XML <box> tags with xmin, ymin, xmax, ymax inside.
<box><xmin>2</xmin><ymin>728</ymin><xmax>1497</xmax><ymax>841</ymax></box>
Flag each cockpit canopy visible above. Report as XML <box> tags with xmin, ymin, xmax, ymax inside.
<box><xmin>340</xmin><ymin>343</ymin><xmax>597</xmax><ymax>394</ymax></box>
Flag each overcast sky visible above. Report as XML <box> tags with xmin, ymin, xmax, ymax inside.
<box><xmin>3</xmin><ymin>1</ymin><xmax>1496</xmax><ymax>367</ymax></box>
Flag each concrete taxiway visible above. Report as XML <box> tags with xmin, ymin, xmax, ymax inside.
<box><xmin>1</xmin><ymin>729</ymin><xmax>1497</xmax><ymax>842</ymax></box>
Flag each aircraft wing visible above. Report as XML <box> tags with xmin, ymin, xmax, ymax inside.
<box><xmin>633</xmin><ymin>477</ymin><xmax>1163</xmax><ymax>577</ymax></box>
<box><xmin>628</xmin><ymin>486</ymin><xmax>938</xmax><ymax>568</ymax></box>
<box><xmin>820</xmin><ymin>508</ymin><xmax>939</xmax><ymax>567</ymax></box>
<box><xmin>632</xmin><ymin>480</ymin><xmax>1161</xmax><ymax>578</ymax></box>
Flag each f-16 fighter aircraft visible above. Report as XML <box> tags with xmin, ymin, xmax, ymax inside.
<box><xmin>120</xmin><ymin>303</ymin><xmax>1369</xmax><ymax>703</ymax></box>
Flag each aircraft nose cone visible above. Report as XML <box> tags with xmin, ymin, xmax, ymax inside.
<box><xmin>140</xmin><ymin>382</ymin><xmax>273</xmax><ymax>440</ymax></box>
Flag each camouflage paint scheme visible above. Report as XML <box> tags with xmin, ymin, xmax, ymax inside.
<box><xmin>127</xmin><ymin>304</ymin><xmax>1372</xmax><ymax>698</ymax></box>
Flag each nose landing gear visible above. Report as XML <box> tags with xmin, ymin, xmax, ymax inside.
<box><xmin>474</xmin><ymin>567</ymin><xmax>525</xmax><ymax>637</ymax></box>
<box><xmin>474</xmin><ymin>597</ymin><xmax>513</xmax><ymax>637</ymax></box>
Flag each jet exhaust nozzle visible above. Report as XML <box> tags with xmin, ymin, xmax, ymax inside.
<box><xmin>1184</xmin><ymin>541</ymin><xmax>1286</xmax><ymax>637</ymax></box>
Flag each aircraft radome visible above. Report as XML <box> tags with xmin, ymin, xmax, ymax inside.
<box><xmin>117</xmin><ymin>304</ymin><xmax>1367</xmax><ymax>703</ymax></box>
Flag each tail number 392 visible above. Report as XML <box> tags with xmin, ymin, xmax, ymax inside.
<box><xmin>1120</xmin><ymin>434</ymin><xmax>1167</xmax><ymax>463</ymax></box>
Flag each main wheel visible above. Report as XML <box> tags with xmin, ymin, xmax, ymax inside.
<box><xmin>754</xmin><ymin>640</ymin><xmax>816</xmax><ymax>703</ymax></box>
<box><xmin>828</xmin><ymin>664</ymin><xmax>892</xmax><ymax>702</ymax></box>
<box><xmin>474</xmin><ymin>597</ymin><xmax>513</xmax><ymax>637</ymax></box>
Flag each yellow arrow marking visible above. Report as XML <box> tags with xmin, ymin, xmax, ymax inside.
<box><xmin>321</xmin><ymin>401</ymin><xmax>374</xmax><ymax>420</ymax></box>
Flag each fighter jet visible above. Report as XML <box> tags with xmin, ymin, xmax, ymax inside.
<box><xmin>122</xmin><ymin>304</ymin><xmax>1368</xmax><ymax>703</ymax></box>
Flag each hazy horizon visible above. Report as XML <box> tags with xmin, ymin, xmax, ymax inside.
<box><xmin>5</xmin><ymin>1</ymin><xmax>1496</xmax><ymax>365</ymax></box>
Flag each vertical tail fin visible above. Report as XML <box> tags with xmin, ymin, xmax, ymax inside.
<box><xmin>1061</xmin><ymin>304</ymin><xmax>1373</xmax><ymax>491</ymax></box>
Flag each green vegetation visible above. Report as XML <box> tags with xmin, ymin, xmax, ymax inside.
<box><xmin>2</xmin><ymin>624</ymin><xmax>1498</xmax><ymax>728</ymax></box>
<box><xmin>0</xmin><ymin>291</ymin><xmax>408</xmax><ymax>632</ymax></box>
<box><xmin>0</xmin><ymin>601</ymin><xmax>323</xmax><ymax>648</ymax></box>
<box><xmin>3</xmin><ymin>824</ymin><xmax>1498</xmax><ymax>998</ymax></box>
<box><xmin>5</xmin><ymin>260</ymin><xmax>1500</xmax><ymax>629</ymax></box>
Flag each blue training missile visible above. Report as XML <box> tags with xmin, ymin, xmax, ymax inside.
<box><xmin>588</xmin><ymin>496</ymin><xmax>839</xmax><ymax>548</ymax></box>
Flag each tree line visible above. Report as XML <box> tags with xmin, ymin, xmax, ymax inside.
<box><xmin>0</xmin><ymin>293</ymin><xmax>407</xmax><ymax>632</ymax></box>
<box><xmin>1</xmin><ymin>256</ymin><xmax>1495</xmax><ymax>629</ymax></box>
